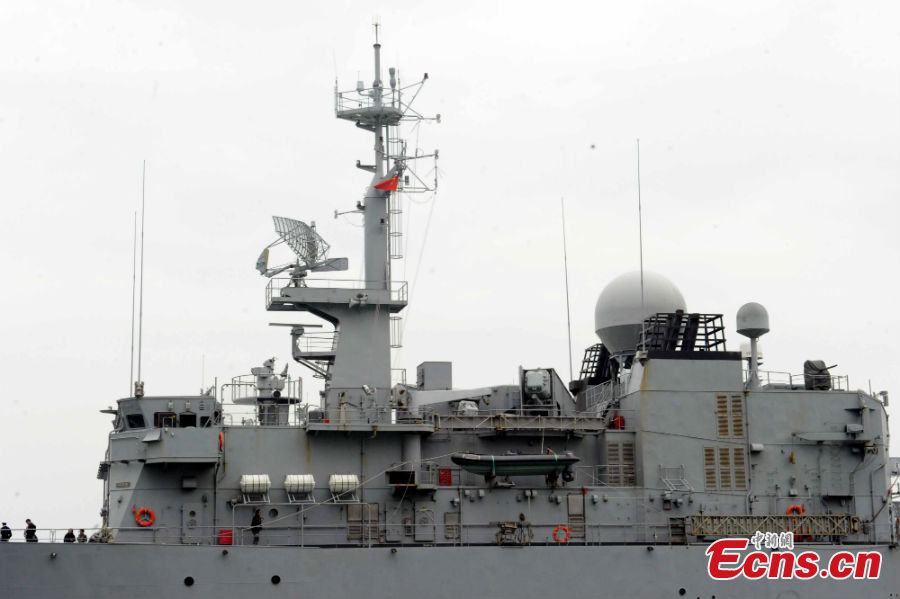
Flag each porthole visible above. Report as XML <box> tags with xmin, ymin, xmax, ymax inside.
<box><xmin>268</xmin><ymin>508</ymin><xmax>279</xmax><ymax>518</ymax></box>
<box><xmin>184</xmin><ymin>577</ymin><xmax>194</xmax><ymax>587</ymax></box>
<box><xmin>271</xmin><ymin>575</ymin><xmax>281</xmax><ymax>585</ymax></box>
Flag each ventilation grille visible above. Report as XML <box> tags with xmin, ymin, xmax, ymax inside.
<box><xmin>716</xmin><ymin>395</ymin><xmax>745</xmax><ymax>439</ymax></box>
<box><xmin>704</xmin><ymin>447</ymin><xmax>747</xmax><ymax>491</ymax></box>
<box><xmin>606</xmin><ymin>440</ymin><xmax>636</xmax><ymax>487</ymax></box>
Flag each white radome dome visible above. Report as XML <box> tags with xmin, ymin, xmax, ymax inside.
<box><xmin>594</xmin><ymin>271</ymin><xmax>686</xmax><ymax>354</ymax></box>
<box><xmin>736</xmin><ymin>302</ymin><xmax>769</xmax><ymax>339</ymax></box>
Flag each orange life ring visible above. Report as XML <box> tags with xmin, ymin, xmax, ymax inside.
<box><xmin>218</xmin><ymin>432</ymin><xmax>224</xmax><ymax>452</ymax></box>
<box><xmin>552</xmin><ymin>525</ymin><xmax>570</xmax><ymax>544</ymax></box>
<box><xmin>135</xmin><ymin>507</ymin><xmax>155</xmax><ymax>527</ymax></box>
<box><xmin>787</xmin><ymin>504</ymin><xmax>810</xmax><ymax>541</ymax></box>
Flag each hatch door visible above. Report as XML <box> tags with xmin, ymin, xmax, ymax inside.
<box><xmin>567</xmin><ymin>494</ymin><xmax>585</xmax><ymax>539</ymax></box>
<box><xmin>181</xmin><ymin>503</ymin><xmax>204</xmax><ymax>544</ymax></box>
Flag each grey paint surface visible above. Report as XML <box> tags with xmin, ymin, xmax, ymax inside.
<box><xmin>0</xmin><ymin>543</ymin><xmax>897</xmax><ymax>599</ymax></box>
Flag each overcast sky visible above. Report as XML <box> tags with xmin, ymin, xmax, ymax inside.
<box><xmin>1</xmin><ymin>1</ymin><xmax>898</xmax><ymax>530</ymax></box>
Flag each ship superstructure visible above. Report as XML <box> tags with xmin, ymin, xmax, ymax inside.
<box><xmin>0</xmin><ymin>33</ymin><xmax>897</xmax><ymax>599</ymax></box>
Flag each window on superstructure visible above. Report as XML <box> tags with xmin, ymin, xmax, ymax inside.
<box><xmin>154</xmin><ymin>412</ymin><xmax>177</xmax><ymax>428</ymax></box>
<box><xmin>125</xmin><ymin>414</ymin><xmax>145</xmax><ymax>429</ymax></box>
<box><xmin>179</xmin><ymin>413</ymin><xmax>197</xmax><ymax>428</ymax></box>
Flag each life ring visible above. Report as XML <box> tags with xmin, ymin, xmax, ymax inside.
<box><xmin>552</xmin><ymin>525</ymin><xmax>570</xmax><ymax>544</ymax></box>
<box><xmin>787</xmin><ymin>504</ymin><xmax>810</xmax><ymax>541</ymax></box>
<box><xmin>135</xmin><ymin>507</ymin><xmax>155</xmax><ymax>527</ymax></box>
<box><xmin>218</xmin><ymin>432</ymin><xmax>224</xmax><ymax>452</ymax></box>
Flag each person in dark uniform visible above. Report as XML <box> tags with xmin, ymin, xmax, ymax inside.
<box><xmin>0</xmin><ymin>522</ymin><xmax>11</xmax><ymax>542</ymax></box>
<box><xmin>63</xmin><ymin>529</ymin><xmax>76</xmax><ymax>543</ymax></box>
<box><xmin>24</xmin><ymin>519</ymin><xmax>37</xmax><ymax>542</ymax></box>
<box><xmin>77</xmin><ymin>529</ymin><xmax>87</xmax><ymax>543</ymax></box>
<box><xmin>250</xmin><ymin>509</ymin><xmax>263</xmax><ymax>545</ymax></box>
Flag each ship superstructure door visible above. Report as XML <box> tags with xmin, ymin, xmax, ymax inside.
<box><xmin>567</xmin><ymin>494</ymin><xmax>585</xmax><ymax>540</ymax></box>
<box><xmin>181</xmin><ymin>503</ymin><xmax>205</xmax><ymax>544</ymax></box>
<box><xmin>347</xmin><ymin>503</ymin><xmax>379</xmax><ymax>542</ymax></box>
<box><xmin>414</xmin><ymin>508</ymin><xmax>435</xmax><ymax>543</ymax></box>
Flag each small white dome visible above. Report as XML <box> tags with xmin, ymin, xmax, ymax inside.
<box><xmin>594</xmin><ymin>271</ymin><xmax>686</xmax><ymax>354</ymax></box>
<box><xmin>736</xmin><ymin>302</ymin><xmax>769</xmax><ymax>338</ymax></box>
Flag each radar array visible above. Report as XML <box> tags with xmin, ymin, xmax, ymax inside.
<box><xmin>256</xmin><ymin>216</ymin><xmax>348</xmax><ymax>280</ymax></box>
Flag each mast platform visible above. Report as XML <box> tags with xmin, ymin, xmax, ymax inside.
<box><xmin>335</xmin><ymin>93</ymin><xmax>404</xmax><ymax>126</ymax></box>
<box><xmin>265</xmin><ymin>278</ymin><xmax>408</xmax><ymax>312</ymax></box>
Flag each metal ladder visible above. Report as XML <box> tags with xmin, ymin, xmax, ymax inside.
<box><xmin>669</xmin><ymin>517</ymin><xmax>687</xmax><ymax>545</ymax></box>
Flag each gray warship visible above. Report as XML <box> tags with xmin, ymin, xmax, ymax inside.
<box><xmin>1</xmin><ymin>34</ymin><xmax>898</xmax><ymax>599</ymax></box>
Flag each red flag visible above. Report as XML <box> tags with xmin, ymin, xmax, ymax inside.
<box><xmin>374</xmin><ymin>175</ymin><xmax>399</xmax><ymax>191</ymax></box>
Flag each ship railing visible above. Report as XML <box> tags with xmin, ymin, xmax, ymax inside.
<box><xmin>432</xmin><ymin>409</ymin><xmax>626</xmax><ymax>433</ymax></box>
<box><xmin>219</xmin><ymin>405</ymin><xmax>307</xmax><ymax>427</ymax></box>
<box><xmin>305</xmin><ymin>405</ymin><xmax>435</xmax><ymax>426</ymax></box>
<box><xmin>574</xmin><ymin>464</ymin><xmax>637</xmax><ymax>488</ymax></box>
<box><xmin>265</xmin><ymin>278</ymin><xmax>409</xmax><ymax>305</ymax></box>
<box><xmin>391</xmin><ymin>368</ymin><xmax>407</xmax><ymax>386</ymax></box>
<box><xmin>744</xmin><ymin>369</ymin><xmax>850</xmax><ymax>391</ymax></box>
<box><xmin>584</xmin><ymin>380</ymin><xmax>623</xmax><ymax>410</ymax></box>
<box><xmin>292</xmin><ymin>331</ymin><xmax>339</xmax><ymax>353</ymax></box>
<box><xmin>335</xmin><ymin>88</ymin><xmax>373</xmax><ymax>113</ymax></box>
<box><xmin>217</xmin><ymin>373</ymin><xmax>305</xmax><ymax>426</ymax></box>
<box><xmin>334</xmin><ymin>87</ymin><xmax>406</xmax><ymax>118</ymax></box>
<box><xmin>0</xmin><ymin>527</ymin><xmax>113</xmax><ymax>544</ymax></box>
<box><xmin>11</xmin><ymin>515</ymin><xmax>895</xmax><ymax>546</ymax></box>
<box><xmin>300</xmin><ymin>406</ymin><xmax>624</xmax><ymax>429</ymax></box>
<box><xmin>221</xmin><ymin>375</ymin><xmax>303</xmax><ymax>403</ymax></box>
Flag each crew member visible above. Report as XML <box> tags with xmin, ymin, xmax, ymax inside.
<box><xmin>24</xmin><ymin>519</ymin><xmax>37</xmax><ymax>542</ymax></box>
<box><xmin>251</xmin><ymin>509</ymin><xmax>263</xmax><ymax>545</ymax></box>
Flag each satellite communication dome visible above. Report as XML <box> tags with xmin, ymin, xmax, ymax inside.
<box><xmin>736</xmin><ymin>302</ymin><xmax>769</xmax><ymax>339</ymax></box>
<box><xmin>594</xmin><ymin>271</ymin><xmax>686</xmax><ymax>354</ymax></box>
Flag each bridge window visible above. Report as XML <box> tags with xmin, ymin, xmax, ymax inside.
<box><xmin>154</xmin><ymin>412</ymin><xmax>177</xmax><ymax>428</ymax></box>
<box><xmin>125</xmin><ymin>414</ymin><xmax>145</xmax><ymax>429</ymax></box>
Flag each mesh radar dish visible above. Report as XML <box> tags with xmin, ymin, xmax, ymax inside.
<box><xmin>273</xmin><ymin>216</ymin><xmax>331</xmax><ymax>266</ymax></box>
<box><xmin>256</xmin><ymin>216</ymin><xmax>348</xmax><ymax>277</ymax></box>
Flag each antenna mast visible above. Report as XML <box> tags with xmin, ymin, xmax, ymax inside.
<box><xmin>136</xmin><ymin>160</ymin><xmax>146</xmax><ymax>395</ymax></box>
<box><xmin>327</xmin><ymin>31</ymin><xmax>438</xmax><ymax>410</ymax></box>
<box><xmin>561</xmin><ymin>197</ymin><xmax>574</xmax><ymax>382</ymax></box>
<box><xmin>129</xmin><ymin>211</ymin><xmax>137</xmax><ymax>395</ymax></box>
<box><xmin>637</xmin><ymin>139</ymin><xmax>646</xmax><ymax>350</ymax></box>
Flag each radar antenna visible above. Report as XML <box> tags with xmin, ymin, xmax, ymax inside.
<box><xmin>255</xmin><ymin>216</ymin><xmax>348</xmax><ymax>279</ymax></box>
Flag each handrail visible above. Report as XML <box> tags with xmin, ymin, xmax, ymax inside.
<box><xmin>5</xmin><ymin>517</ymin><xmax>887</xmax><ymax>547</ymax></box>
<box><xmin>743</xmin><ymin>369</ymin><xmax>851</xmax><ymax>391</ymax></box>
<box><xmin>265</xmin><ymin>278</ymin><xmax>408</xmax><ymax>306</ymax></box>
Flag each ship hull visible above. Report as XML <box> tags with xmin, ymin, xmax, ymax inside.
<box><xmin>0</xmin><ymin>543</ymin><xmax>897</xmax><ymax>598</ymax></box>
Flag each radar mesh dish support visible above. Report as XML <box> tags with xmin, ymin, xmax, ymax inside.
<box><xmin>273</xmin><ymin>216</ymin><xmax>330</xmax><ymax>266</ymax></box>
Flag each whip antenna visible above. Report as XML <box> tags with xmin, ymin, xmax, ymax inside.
<box><xmin>637</xmin><ymin>139</ymin><xmax>646</xmax><ymax>351</ymax></box>
<box><xmin>136</xmin><ymin>160</ymin><xmax>147</xmax><ymax>396</ymax></box>
<box><xmin>129</xmin><ymin>211</ymin><xmax>137</xmax><ymax>395</ymax></box>
<box><xmin>561</xmin><ymin>197</ymin><xmax>574</xmax><ymax>382</ymax></box>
